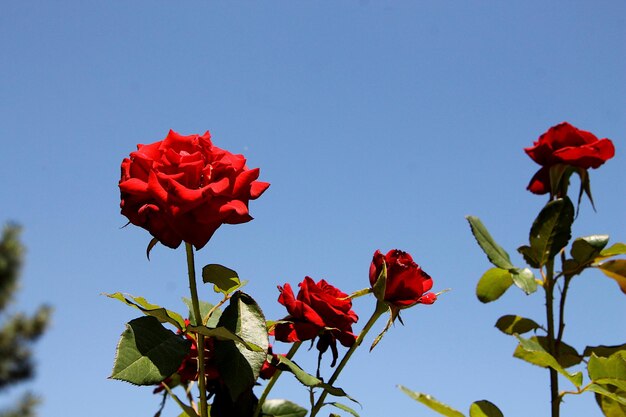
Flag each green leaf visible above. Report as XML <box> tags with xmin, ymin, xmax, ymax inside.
<box><xmin>517</xmin><ymin>245</ymin><xmax>540</xmax><ymax>269</ymax></box>
<box><xmin>398</xmin><ymin>385</ymin><xmax>465</xmax><ymax>417</ymax></box>
<box><xmin>597</xmin><ymin>260</ymin><xmax>626</xmax><ymax>294</ymax></box>
<box><xmin>495</xmin><ymin>315</ymin><xmax>541</xmax><ymax>335</ymax></box>
<box><xmin>261</xmin><ymin>399</ymin><xmax>307</xmax><ymax>417</ymax></box>
<box><xmin>214</xmin><ymin>292</ymin><xmax>269</xmax><ymax>401</ymax></box>
<box><xmin>202</xmin><ymin>264</ymin><xmax>243</xmax><ymax>295</ymax></box>
<box><xmin>182</xmin><ymin>297</ymin><xmax>220</xmax><ymax>326</ymax></box>
<box><xmin>591</xmin><ymin>386</ymin><xmax>626</xmax><ymax>414</ymax></box>
<box><xmin>571</xmin><ymin>235</ymin><xmax>609</xmax><ymax>265</ymax></box>
<box><xmin>327</xmin><ymin>402</ymin><xmax>360</xmax><ymax>417</ymax></box>
<box><xmin>513</xmin><ymin>335</ymin><xmax>582</xmax><ymax>387</ymax></box>
<box><xmin>469</xmin><ymin>400</ymin><xmax>503</xmax><ymax>417</ymax></box>
<box><xmin>187</xmin><ymin>324</ymin><xmax>263</xmax><ymax>351</ymax></box>
<box><xmin>587</xmin><ymin>384</ymin><xmax>626</xmax><ymax>405</ymax></box>
<box><xmin>274</xmin><ymin>355</ymin><xmax>352</xmax><ymax>399</ymax></box>
<box><xmin>466</xmin><ymin>216</ymin><xmax>514</xmax><ymax>270</ymax></box>
<box><xmin>584</xmin><ymin>344</ymin><xmax>626</xmax><ymax>358</ymax></box>
<box><xmin>110</xmin><ymin>316</ymin><xmax>191</xmax><ymax>385</ymax></box>
<box><xmin>476</xmin><ymin>268</ymin><xmax>513</xmax><ymax>303</ymax></box>
<box><xmin>597</xmin><ymin>243</ymin><xmax>626</xmax><ymax>260</ymax></box>
<box><xmin>526</xmin><ymin>197</ymin><xmax>575</xmax><ymax>267</ymax></box>
<box><xmin>588</xmin><ymin>351</ymin><xmax>626</xmax><ymax>387</ymax></box>
<box><xmin>510</xmin><ymin>267</ymin><xmax>537</xmax><ymax>295</ymax></box>
<box><xmin>106</xmin><ymin>292</ymin><xmax>186</xmax><ymax>330</ymax></box>
<box><xmin>533</xmin><ymin>336</ymin><xmax>582</xmax><ymax>368</ymax></box>
<box><xmin>587</xmin><ymin>352</ymin><xmax>626</xmax><ymax>413</ymax></box>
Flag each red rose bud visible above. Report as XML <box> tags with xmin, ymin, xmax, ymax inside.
<box><xmin>524</xmin><ymin>122</ymin><xmax>614</xmax><ymax>195</ymax></box>
<box><xmin>273</xmin><ymin>277</ymin><xmax>358</xmax><ymax>365</ymax></box>
<box><xmin>369</xmin><ymin>249</ymin><xmax>436</xmax><ymax>308</ymax></box>
<box><xmin>119</xmin><ymin>130</ymin><xmax>270</xmax><ymax>249</ymax></box>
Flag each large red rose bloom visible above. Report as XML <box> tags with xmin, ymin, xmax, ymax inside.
<box><xmin>273</xmin><ymin>277</ymin><xmax>358</xmax><ymax>365</ymax></box>
<box><xmin>119</xmin><ymin>130</ymin><xmax>269</xmax><ymax>249</ymax></box>
<box><xmin>524</xmin><ymin>122</ymin><xmax>614</xmax><ymax>195</ymax></box>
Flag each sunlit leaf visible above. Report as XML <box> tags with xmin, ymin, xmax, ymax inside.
<box><xmin>326</xmin><ymin>402</ymin><xmax>360</xmax><ymax>417</ymax></box>
<box><xmin>469</xmin><ymin>400</ymin><xmax>503</xmax><ymax>417</ymax></box>
<box><xmin>110</xmin><ymin>316</ymin><xmax>191</xmax><ymax>385</ymax></box>
<box><xmin>106</xmin><ymin>292</ymin><xmax>186</xmax><ymax>330</ymax></box>
<box><xmin>202</xmin><ymin>264</ymin><xmax>243</xmax><ymax>295</ymax></box>
<box><xmin>214</xmin><ymin>292</ymin><xmax>269</xmax><ymax>401</ymax></box>
<box><xmin>513</xmin><ymin>335</ymin><xmax>582</xmax><ymax>387</ymax></box>
<box><xmin>510</xmin><ymin>267</ymin><xmax>537</xmax><ymax>295</ymax></box>
<box><xmin>592</xmin><ymin>386</ymin><xmax>626</xmax><ymax>415</ymax></box>
<box><xmin>495</xmin><ymin>315</ymin><xmax>541</xmax><ymax>335</ymax></box>
<box><xmin>398</xmin><ymin>385</ymin><xmax>465</xmax><ymax>417</ymax></box>
<box><xmin>597</xmin><ymin>260</ymin><xmax>626</xmax><ymax>294</ymax></box>
<box><xmin>466</xmin><ymin>216</ymin><xmax>514</xmax><ymax>270</ymax></box>
<box><xmin>597</xmin><ymin>243</ymin><xmax>626</xmax><ymax>260</ymax></box>
<box><xmin>588</xmin><ymin>352</ymin><xmax>626</xmax><ymax>388</ymax></box>
<box><xmin>261</xmin><ymin>399</ymin><xmax>307</xmax><ymax>417</ymax></box>
<box><xmin>476</xmin><ymin>268</ymin><xmax>513</xmax><ymax>303</ymax></box>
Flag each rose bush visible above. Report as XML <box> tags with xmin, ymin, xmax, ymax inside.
<box><xmin>369</xmin><ymin>249</ymin><xmax>436</xmax><ymax>308</ymax></box>
<box><xmin>119</xmin><ymin>130</ymin><xmax>270</xmax><ymax>249</ymax></box>
<box><xmin>524</xmin><ymin>122</ymin><xmax>614</xmax><ymax>194</ymax></box>
<box><xmin>273</xmin><ymin>277</ymin><xmax>358</xmax><ymax>365</ymax></box>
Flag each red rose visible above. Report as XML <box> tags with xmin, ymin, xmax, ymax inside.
<box><xmin>119</xmin><ymin>130</ymin><xmax>270</xmax><ymax>249</ymax></box>
<box><xmin>369</xmin><ymin>249</ymin><xmax>436</xmax><ymax>308</ymax></box>
<box><xmin>524</xmin><ymin>122</ymin><xmax>614</xmax><ymax>195</ymax></box>
<box><xmin>259</xmin><ymin>344</ymin><xmax>281</xmax><ymax>380</ymax></box>
<box><xmin>273</xmin><ymin>277</ymin><xmax>358</xmax><ymax>365</ymax></box>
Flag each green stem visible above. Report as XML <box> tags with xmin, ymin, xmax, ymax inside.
<box><xmin>544</xmin><ymin>259</ymin><xmax>560</xmax><ymax>417</ymax></box>
<box><xmin>309</xmin><ymin>301</ymin><xmax>387</xmax><ymax>417</ymax></box>
<box><xmin>186</xmin><ymin>243</ymin><xmax>208</xmax><ymax>417</ymax></box>
<box><xmin>253</xmin><ymin>342</ymin><xmax>302</xmax><ymax>417</ymax></box>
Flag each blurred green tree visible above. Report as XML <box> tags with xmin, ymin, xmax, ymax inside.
<box><xmin>0</xmin><ymin>225</ymin><xmax>51</xmax><ymax>417</ymax></box>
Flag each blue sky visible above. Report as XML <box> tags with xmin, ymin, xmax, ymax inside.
<box><xmin>1</xmin><ymin>1</ymin><xmax>624</xmax><ymax>416</ymax></box>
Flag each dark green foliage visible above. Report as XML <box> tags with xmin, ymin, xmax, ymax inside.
<box><xmin>0</xmin><ymin>225</ymin><xmax>51</xmax><ymax>417</ymax></box>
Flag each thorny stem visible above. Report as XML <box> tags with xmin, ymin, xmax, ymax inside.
<box><xmin>556</xmin><ymin>277</ymin><xmax>572</xmax><ymax>347</ymax></box>
<box><xmin>544</xmin><ymin>259</ymin><xmax>560</xmax><ymax>417</ymax></box>
<box><xmin>309</xmin><ymin>301</ymin><xmax>387</xmax><ymax>417</ymax></box>
<box><xmin>253</xmin><ymin>342</ymin><xmax>303</xmax><ymax>417</ymax></box>
<box><xmin>186</xmin><ymin>243</ymin><xmax>208</xmax><ymax>417</ymax></box>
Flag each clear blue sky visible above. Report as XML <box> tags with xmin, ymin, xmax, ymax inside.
<box><xmin>1</xmin><ymin>1</ymin><xmax>624</xmax><ymax>416</ymax></box>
